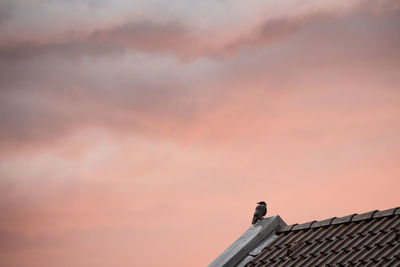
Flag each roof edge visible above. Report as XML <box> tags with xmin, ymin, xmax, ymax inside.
<box><xmin>208</xmin><ymin>215</ymin><xmax>286</xmax><ymax>267</ymax></box>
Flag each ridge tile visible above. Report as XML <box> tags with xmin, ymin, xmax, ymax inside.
<box><xmin>352</xmin><ymin>210</ymin><xmax>379</xmax><ymax>222</ymax></box>
<box><xmin>373</xmin><ymin>208</ymin><xmax>398</xmax><ymax>218</ymax></box>
<box><xmin>291</xmin><ymin>221</ymin><xmax>316</xmax><ymax>231</ymax></box>
<box><xmin>311</xmin><ymin>217</ymin><xmax>336</xmax><ymax>228</ymax></box>
<box><xmin>331</xmin><ymin>214</ymin><xmax>357</xmax><ymax>225</ymax></box>
<box><xmin>278</xmin><ymin>224</ymin><xmax>297</xmax><ymax>233</ymax></box>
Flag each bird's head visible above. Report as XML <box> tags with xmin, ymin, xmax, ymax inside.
<box><xmin>257</xmin><ymin>201</ymin><xmax>266</xmax><ymax>205</ymax></box>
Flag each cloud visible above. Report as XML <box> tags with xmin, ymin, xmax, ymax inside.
<box><xmin>0</xmin><ymin>0</ymin><xmax>400</xmax><ymax>154</ymax></box>
<box><xmin>0</xmin><ymin>0</ymin><xmax>378</xmax><ymax>60</ymax></box>
<box><xmin>0</xmin><ymin>13</ymin><xmax>336</xmax><ymax>61</ymax></box>
<box><xmin>90</xmin><ymin>21</ymin><xmax>194</xmax><ymax>55</ymax></box>
<box><xmin>0</xmin><ymin>20</ymin><xmax>194</xmax><ymax>60</ymax></box>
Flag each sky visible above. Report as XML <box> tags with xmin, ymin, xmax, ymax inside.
<box><xmin>0</xmin><ymin>0</ymin><xmax>399</xmax><ymax>266</ymax></box>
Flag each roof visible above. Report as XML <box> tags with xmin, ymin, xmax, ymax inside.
<box><xmin>245</xmin><ymin>207</ymin><xmax>400</xmax><ymax>267</ymax></box>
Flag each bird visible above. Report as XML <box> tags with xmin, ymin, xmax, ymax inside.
<box><xmin>252</xmin><ymin>201</ymin><xmax>267</xmax><ymax>224</ymax></box>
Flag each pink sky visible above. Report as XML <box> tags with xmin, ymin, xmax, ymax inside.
<box><xmin>0</xmin><ymin>0</ymin><xmax>400</xmax><ymax>266</ymax></box>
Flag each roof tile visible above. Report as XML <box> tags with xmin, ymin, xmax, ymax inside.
<box><xmin>309</xmin><ymin>240</ymin><xmax>327</xmax><ymax>257</ymax></box>
<box><xmin>339</xmin><ymin>247</ymin><xmax>365</xmax><ymax>265</ymax></box>
<box><xmin>299</xmin><ymin>227</ymin><xmax>324</xmax><ymax>243</ymax></box>
<box><xmin>272</xmin><ymin>233</ymin><xmax>297</xmax><ymax>248</ymax></box>
<box><xmin>324</xmin><ymin>249</ymin><xmax>347</xmax><ymax>265</ymax></box>
<box><xmin>364</xmin><ymin>260</ymin><xmax>378</xmax><ymax>267</ymax></box>
<box><xmin>394</xmin><ymin>208</ymin><xmax>400</xmax><ymax>215</ymax></box>
<box><xmin>290</xmin><ymin>256</ymin><xmax>306</xmax><ymax>266</ymax></box>
<box><xmin>298</xmin><ymin>254</ymin><xmax>317</xmax><ymax>266</ymax></box>
<box><xmin>377</xmin><ymin>231</ymin><xmax>398</xmax><ymax>247</ymax></box>
<box><xmin>381</xmin><ymin>243</ymin><xmax>400</xmax><ymax>260</ymax></box>
<box><xmin>345</xmin><ymin>233</ymin><xmax>373</xmax><ymax>251</ymax></box>
<box><xmin>269</xmin><ymin>233</ymin><xmax>288</xmax><ymax>248</ymax></box>
<box><xmin>378</xmin><ymin>216</ymin><xmax>400</xmax><ymax>233</ymax></box>
<box><xmin>348</xmin><ymin>245</ymin><xmax>380</xmax><ymax>264</ymax></box>
<box><xmin>311</xmin><ymin>252</ymin><xmax>331</xmax><ymax>265</ymax></box>
<box><xmin>366</xmin><ymin>217</ymin><xmax>391</xmax><ymax>234</ymax></box>
<box><xmin>367</xmin><ymin>243</ymin><xmax>395</xmax><ymax>261</ymax></box>
<box><xmin>327</xmin><ymin>236</ymin><xmax>353</xmax><ymax>254</ymax></box>
<box><xmin>353</xmin><ymin>261</ymin><xmax>366</xmax><ymax>267</ymax></box>
<box><xmin>363</xmin><ymin>229</ymin><xmax>390</xmax><ymax>248</ymax></box>
<box><xmin>345</xmin><ymin>221</ymin><xmax>371</xmax><ymax>237</ymax></box>
<box><xmin>383</xmin><ymin>257</ymin><xmax>400</xmax><ymax>267</ymax></box>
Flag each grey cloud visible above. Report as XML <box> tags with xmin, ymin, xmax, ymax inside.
<box><xmin>0</xmin><ymin>51</ymin><xmax>215</xmax><ymax>151</ymax></box>
<box><xmin>90</xmin><ymin>21</ymin><xmax>192</xmax><ymax>53</ymax></box>
<box><xmin>0</xmin><ymin>12</ymin><xmax>345</xmax><ymax>61</ymax></box>
<box><xmin>220</xmin><ymin>14</ymin><xmax>329</xmax><ymax>55</ymax></box>
<box><xmin>0</xmin><ymin>41</ymin><xmax>122</xmax><ymax>60</ymax></box>
<box><xmin>0</xmin><ymin>230</ymin><xmax>57</xmax><ymax>253</ymax></box>
<box><xmin>0</xmin><ymin>0</ymin><xmax>399</xmax><ymax>61</ymax></box>
<box><xmin>0</xmin><ymin>230</ymin><xmax>30</xmax><ymax>252</ymax></box>
<box><xmin>0</xmin><ymin>16</ymin><xmax>324</xmax><ymax>61</ymax></box>
<box><xmin>0</xmin><ymin>0</ymin><xmax>400</xmax><ymax>151</ymax></box>
<box><xmin>221</xmin><ymin>0</ymin><xmax>400</xmax><ymax>55</ymax></box>
<box><xmin>0</xmin><ymin>1</ymin><xmax>14</xmax><ymax>26</ymax></box>
<box><xmin>0</xmin><ymin>20</ymin><xmax>194</xmax><ymax>60</ymax></box>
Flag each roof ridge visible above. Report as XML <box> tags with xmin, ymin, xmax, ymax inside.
<box><xmin>278</xmin><ymin>206</ymin><xmax>400</xmax><ymax>233</ymax></box>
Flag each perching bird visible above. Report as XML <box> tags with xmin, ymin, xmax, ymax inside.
<box><xmin>252</xmin><ymin>201</ymin><xmax>267</xmax><ymax>224</ymax></box>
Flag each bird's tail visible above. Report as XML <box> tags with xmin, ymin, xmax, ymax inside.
<box><xmin>252</xmin><ymin>216</ymin><xmax>259</xmax><ymax>225</ymax></box>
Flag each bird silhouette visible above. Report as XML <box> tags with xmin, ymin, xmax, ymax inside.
<box><xmin>252</xmin><ymin>201</ymin><xmax>267</xmax><ymax>224</ymax></box>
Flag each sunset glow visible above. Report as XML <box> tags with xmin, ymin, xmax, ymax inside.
<box><xmin>1</xmin><ymin>0</ymin><xmax>400</xmax><ymax>266</ymax></box>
